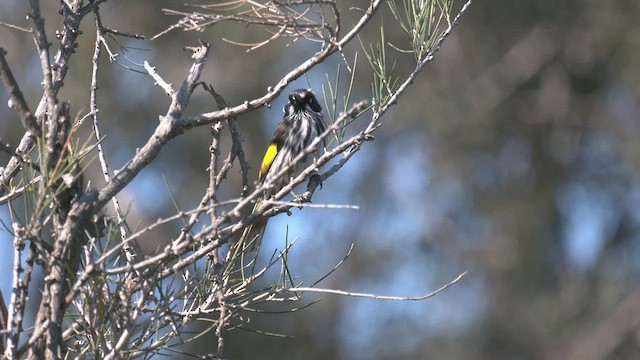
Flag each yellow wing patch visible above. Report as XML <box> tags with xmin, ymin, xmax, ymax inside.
<box><xmin>259</xmin><ymin>143</ymin><xmax>279</xmax><ymax>181</ymax></box>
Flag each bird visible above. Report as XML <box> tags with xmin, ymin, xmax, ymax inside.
<box><xmin>238</xmin><ymin>89</ymin><xmax>327</xmax><ymax>253</ymax></box>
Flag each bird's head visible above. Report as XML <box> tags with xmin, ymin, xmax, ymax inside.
<box><xmin>286</xmin><ymin>89</ymin><xmax>322</xmax><ymax>114</ymax></box>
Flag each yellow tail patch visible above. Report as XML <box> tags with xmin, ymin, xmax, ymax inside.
<box><xmin>260</xmin><ymin>143</ymin><xmax>279</xmax><ymax>181</ymax></box>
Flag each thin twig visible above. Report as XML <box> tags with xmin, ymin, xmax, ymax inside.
<box><xmin>91</xmin><ymin>8</ymin><xmax>141</xmax><ymax>264</ymax></box>
<box><xmin>0</xmin><ymin>176</ymin><xmax>42</xmax><ymax>205</ymax></box>
<box><xmin>0</xmin><ymin>21</ymin><xmax>32</xmax><ymax>32</ymax></box>
<box><xmin>284</xmin><ymin>272</ymin><xmax>467</xmax><ymax>301</ymax></box>
<box><xmin>262</xmin><ymin>200</ymin><xmax>359</xmax><ymax>210</ymax></box>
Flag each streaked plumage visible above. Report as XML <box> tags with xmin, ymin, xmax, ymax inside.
<box><xmin>239</xmin><ymin>89</ymin><xmax>327</xmax><ymax>252</ymax></box>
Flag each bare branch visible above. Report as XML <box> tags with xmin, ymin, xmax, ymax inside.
<box><xmin>1</xmin><ymin>1</ymin><xmax>472</xmax><ymax>357</ymax></box>
<box><xmin>0</xmin><ymin>48</ymin><xmax>41</xmax><ymax>136</ymax></box>
<box><xmin>177</xmin><ymin>0</ymin><xmax>382</xmax><ymax>128</ymax></box>
<box><xmin>144</xmin><ymin>61</ymin><xmax>176</xmax><ymax>97</ymax></box>
<box><xmin>28</xmin><ymin>0</ymin><xmax>57</xmax><ymax>117</ymax></box>
<box><xmin>92</xmin><ymin>42</ymin><xmax>211</xmax><ymax>212</ymax></box>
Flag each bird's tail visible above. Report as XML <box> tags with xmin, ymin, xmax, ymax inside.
<box><xmin>237</xmin><ymin>199</ymin><xmax>268</xmax><ymax>253</ymax></box>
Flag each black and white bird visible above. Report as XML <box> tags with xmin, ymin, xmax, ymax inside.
<box><xmin>239</xmin><ymin>89</ymin><xmax>327</xmax><ymax>252</ymax></box>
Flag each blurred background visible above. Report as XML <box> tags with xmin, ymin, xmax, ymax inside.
<box><xmin>2</xmin><ymin>0</ymin><xmax>640</xmax><ymax>359</ymax></box>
